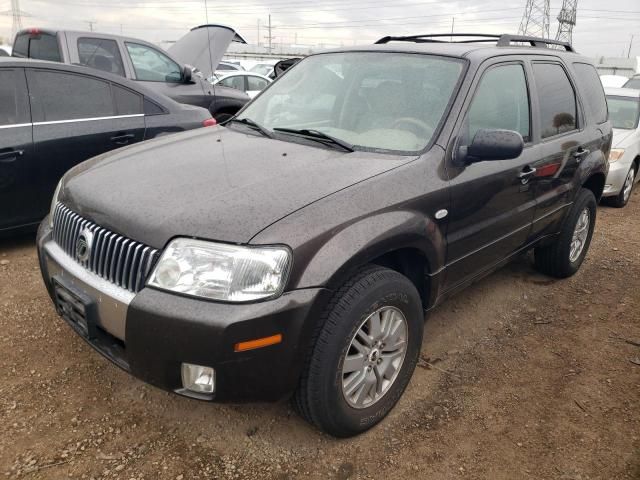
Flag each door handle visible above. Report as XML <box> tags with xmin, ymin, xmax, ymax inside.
<box><xmin>110</xmin><ymin>133</ymin><xmax>136</xmax><ymax>145</ymax></box>
<box><xmin>518</xmin><ymin>166</ymin><xmax>537</xmax><ymax>178</ymax></box>
<box><xmin>573</xmin><ymin>148</ymin><xmax>590</xmax><ymax>161</ymax></box>
<box><xmin>0</xmin><ymin>150</ymin><xmax>24</xmax><ymax>163</ymax></box>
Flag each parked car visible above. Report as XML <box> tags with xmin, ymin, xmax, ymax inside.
<box><xmin>216</xmin><ymin>61</ymin><xmax>244</xmax><ymax>75</ymax></box>
<box><xmin>11</xmin><ymin>25</ymin><xmax>250</xmax><ymax>121</ymax></box>
<box><xmin>210</xmin><ymin>71</ymin><xmax>272</xmax><ymax>99</ymax></box>
<box><xmin>623</xmin><ymin>75</ymin><xmax>640</xmax><ymax>89</ymax></box>
<box><xmin>602</xmin><ymin>87</ymin><xmax>640</xmax><ymax>207</ymax></box>
<box><xmin>37</xmin><ymin>33</ymin><xmax>610</xmax><ymax>437</ymax></box>
<box><xmin>0</xmin><ymin>46</ymin><xmax>10</xmax><ymax>57</ymax></box>
<box><xmin>600</xmin><ymin>74</ymin><xmax>630</xmax><ymax>88</ymax></box>
<box><xmin>0</xmin><ymin>57</ymin><xmax>214</xmax><ymax>235</ymax></box>
<box><xmin>250</xmin><ymin>62</ymin><xmax>276</xmax><ymax>77</ymax></box>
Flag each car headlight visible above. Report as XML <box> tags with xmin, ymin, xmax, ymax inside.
<box><xmin>608</xmin><ymin>148</ymin><xmax>625</xmax><ymax>163</ymax></box>
<box><xmin>49</xmin><ymin>180</ymin><xmax>63</xmax><ymax>228</ymax></box>
<box><xmin>148</xmin><ymin>238</ymin><xmax>292</xmax><ymax>302</ymax></box>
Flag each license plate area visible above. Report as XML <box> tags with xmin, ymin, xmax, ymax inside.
<box><xmin>53</xmin><ymin>277</ymin><xmax>97</xmax><ymax>339</ymax></box>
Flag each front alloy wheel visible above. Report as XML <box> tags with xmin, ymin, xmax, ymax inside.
<box><xmin>341</xmin><ymin>306</ymin><xmax>408</xmax><ymax>409</ymax></box>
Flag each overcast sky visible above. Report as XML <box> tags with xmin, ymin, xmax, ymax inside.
<box><xmin>0</xmin><ymin>0</ymin><xmax>638</xmax><ymax>58</ymax></box>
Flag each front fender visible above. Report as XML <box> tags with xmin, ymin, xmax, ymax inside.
<box><xmin>291</xmin><ymin>210</ymin><xmax>446</xmax><ymax>297</ymax></box>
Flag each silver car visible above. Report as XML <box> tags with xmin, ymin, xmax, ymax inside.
<box><xmin>603</xmin><ymin>87</ymin><xmax>640</xmax><ymax>207</ymax></box>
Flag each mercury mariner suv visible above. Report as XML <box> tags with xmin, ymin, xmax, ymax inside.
<box><xmin>37</xmin><ymin>34</ymin><xmax>611</xmax><ymax>437</ymax></box>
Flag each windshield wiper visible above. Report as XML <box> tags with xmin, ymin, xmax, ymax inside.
<box><xmin>228</xmin><ymin>117</ymin><xmax>273</xmax><ymax>138</ymax></box>
<box><xmin>273</xmin><ymin>128</ymin><xmax>355</xmax><ymax>152</ymax></box>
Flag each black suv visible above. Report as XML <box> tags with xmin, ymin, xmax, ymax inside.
<box><xmin>37</xmin><ymin>34</ymin><xmax>611</xmax><ymax>437</ymax></box>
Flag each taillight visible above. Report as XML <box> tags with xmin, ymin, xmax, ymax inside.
<box><xmin>202</xmin><ymin>118</ymin><xmax>217</xmax><ymax>127</ymax></box>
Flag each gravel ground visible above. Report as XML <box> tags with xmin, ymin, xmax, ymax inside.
<box><xmin>1</xmin><ymin>191</ymin><xmax>639</xmax><ymax>480</ymax></box>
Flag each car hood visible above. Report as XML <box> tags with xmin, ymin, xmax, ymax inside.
<box><xmin>612</xmin><ymin>128</ymin><xmax>637</xmax><ymax>148</ymax></box>
<box><xmin>61</xmin><ymin>127</ymin><xmax>416</xmax><ymax>249</ymax></box>
<box><xmin>169</xmin><ymin>25</ymin><xmax>247</xmax><ymax>78</ymax></box>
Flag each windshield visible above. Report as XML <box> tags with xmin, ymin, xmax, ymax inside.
<box><xmin>237</xmin><ymin>52</ymin><xmax>465</xmax><ymax>153</ymax></box>
<box><xmin>607</xmin><ymin>96</ymin><xmax>640</xmax><ymax>130</ymax></box>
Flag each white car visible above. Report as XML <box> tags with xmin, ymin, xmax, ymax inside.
<box><xmin>0</xmin><ymin>45</ymin><xmax>11</xmax><ymax>57</ymax></box>
<box><xmin>600</xmin><ymin>75</ymin><xmax>629</xmax><ymax>88</ymax></box>
<box><xmin>603</xmin><ymin>87</ymin><xmax>640</xmax><ymax>207</ymax></box>
<box><xmin>210</xmin><ymin>71</ymin><xmax>272</xmax><ymax>99</ymax></box>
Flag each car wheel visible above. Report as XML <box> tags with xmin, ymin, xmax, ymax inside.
<box><xmin>606</xmin><ymin>165</ymin><xmax>635</xmax><ymax>208</ymax></box>
<box><xmin>534</xmin><ymin>188</ymin><xmax>597</xmax><ymax>278</ymax></box>
<box><xmin>293</xmin><ymin>265</ymin><xmax>424</xmax><ymax>437</ymax></box>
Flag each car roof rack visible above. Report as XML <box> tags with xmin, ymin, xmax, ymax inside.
<box><xmin>375</xmin><ymin>33</ymin><xmax>575</xmax><ymax>52</ymax></box>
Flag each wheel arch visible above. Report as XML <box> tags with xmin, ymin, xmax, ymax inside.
<box><xmin>582</xmin><ymin>172</ymin><xmax>606</xmax><ymax>201</ymax></box>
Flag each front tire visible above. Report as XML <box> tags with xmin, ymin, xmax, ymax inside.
<box><xmin>293</xmin><ymin>265</ymin><xmax>424</xmax><ymax>437</ymax></box>
<box><xmin>606</xmin><ymin>165</ymin><xmax>635</xmax><ymax>208</ymax></box>
<box><xmin>534</xmin><ymin>188</ymin><xmax>597</xmax><ymax>278</ymax></box>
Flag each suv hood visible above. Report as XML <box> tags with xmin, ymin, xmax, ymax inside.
<box><xmin>169</xmin><ymin>25</ymin><xmax>246</xmax><ymax>78</ymax></box>
<box><xmin>61</xmin><ymin>127</ymin><xmax>416</xmax><ymax>249</ymax></box>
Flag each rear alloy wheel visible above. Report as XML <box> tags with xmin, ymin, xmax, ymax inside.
<box><xmin>607</xmin><ymin>166</ymin><xmax>635</xmax><ymax>208</ymax></box>
<box><xmin>293</xmin><ymin>265</ymin><xmax>423</xmax><ymax>437</ymax></box>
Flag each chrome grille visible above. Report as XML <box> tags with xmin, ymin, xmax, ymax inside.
<box><xmin>51</xmin><ymin>203</ymin><xmax>159</xmax><ymax>293</ymax></box>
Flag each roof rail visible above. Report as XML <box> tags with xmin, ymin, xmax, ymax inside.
<box><xmin>375</xmin><ymin>33</ymin><xmax>575</xmax><ymax>52</ymax></box>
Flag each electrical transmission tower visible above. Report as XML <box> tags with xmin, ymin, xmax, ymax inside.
<box><xmin>555</xmin><ymin>0</ymin><xmax>578</xmax><ymax>44</ymax></box>
<box><xmin>518</xmin><ymin>0</ymin><xmax>550</xmax><ymax>39</ymax></box>
<box><xmin>1</xmin><ymin>0</ymin><xmax>27</xmax><ymax>41</ymax></box>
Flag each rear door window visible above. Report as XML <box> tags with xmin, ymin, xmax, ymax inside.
<box><xmin>0</xmin><ymin>69</ymin><xmax>30</xmax><ymax>126</ymax></box>
<box><xmin>113</xmin><ymin>84</ymin><xmax>143</xmax><ymax>115</ymax></box>
<box><xmin>247</xmin><ymin>76</ymin><xmax>269</xmax><ymax>91</ymax></box>
<box><xmin>12</xmin><ymin>33</ymin><xmax>29</xmax><ymax>58</ymax></box>
<box><xmin>78</xmin><ymin>38</ymin><xmax>126</xmax><ymax>77</ymax></box>
<box><xmin>572</xmin><ymin>63</ymin><xmax>608</xmax><ymax>124</ymax></box>
<box><xmin>27</xmin><ymin>33</ymin><xmax>61</xmax><ymax>62</ymax></box>
<box><xmin>532</xmin><ymin>62</ymin><xmax>578</xmax><ymax>139</ymax></box>
<box><xmin>27</xmin><ymin>70</ymin><xmax>115</xmax><ymax>122</ymax></box>
<box><xmin>219</xmin><ymin>75</ymin><xmax>246</xmax><ymax>91</ymax></box>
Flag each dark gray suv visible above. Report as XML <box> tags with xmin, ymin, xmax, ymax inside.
<box><xmin>37</xmin><ymin>34</ymin><xmax>611</xmax><ymax>437</ymax></box>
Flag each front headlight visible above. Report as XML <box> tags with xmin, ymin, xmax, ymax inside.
<box><xmin>608</xmin><ymin>148</ymin><xmax>625</xmax><ymax>163</ymax></box>
<box><xmin>148</xmin><ymin>238</ymin><xmax>292</xmax><ymax>302</ymax></box>
<box><xmin>48</xmin><ymin>180</ymin><xmax>63</xmax><ymax>228</ymax></box>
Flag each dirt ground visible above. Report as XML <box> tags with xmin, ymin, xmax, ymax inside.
<box><xmin>1</xmin><ymin>192</ymin><xmax>639</xmax><ymax>480</ymax></box>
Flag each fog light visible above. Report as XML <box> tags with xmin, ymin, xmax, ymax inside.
<box><xmin>181</xmin><ymin>363</ymin><xmax>215</xmax><ymax>394</ymax></box>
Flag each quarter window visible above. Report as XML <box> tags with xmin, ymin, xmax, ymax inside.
<box><xmin>464</xmin><ymin>64</ymin><xmax>530</xmax><ymax>144</ymax></box>
<box><xmin>572</xmin><ymin>63</ymin><xmax>607</xmax><ymax>124</ymax></box>
<box><xmin>532</xmin><ymin>63</ymin><xmax>578</xmax><ymax>139</ymax></box>
<box><xmin>125</xmin><ymin>42</ymin><xmax>182</xmax><ymax>83</ymax></box>
<box><xmin>78</xmin><ymin>38</ymin><xmax>126</xmax><ymax>77</ymax></box>
<box><xmin>28</xmin><ymin>70</ymin><xmax>115</xmax><ymax>122</ymax></box>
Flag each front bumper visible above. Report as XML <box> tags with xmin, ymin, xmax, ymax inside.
<box><xmin>37</xmin><ymin>221</ymin><xmax>331</xmax><ymax>402</ymax></box>
<box><xmin>603</xmin><ymin>158</ymin><xmax>632</xmax><ymax>197</ymax></box>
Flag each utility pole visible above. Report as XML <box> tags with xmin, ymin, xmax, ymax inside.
<box><xmin>450</xmin><ymin>17</ymin><xmax>455</xmax><ymax>42</ymax></box>
<box><xmin>0</xmin><ymin>0</ymin><xmax>29</xmax><ymax>40</ymax></box>
<box><xmin>257</xmin><ymin>19</ymin><xmax>260</xmax><ymax>47</ymax></box>
<box><xmin>86</xmin><ymin>20</ymin><xmax>96</xmax><ymax>32</ymax></box>
<box><xmin>628</xmin><ymin>35</ymin><xmax>635</xmax><ymax>59</ymax></box>
<box><xmin>264</xmin><ymin>14</ymin><xmax>275</xmax><ymax>52</ymax></box>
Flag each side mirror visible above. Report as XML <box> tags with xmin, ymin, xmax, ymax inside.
<box><xmin>458</xmin><ymin>129</ymin><xmax>524</xmax><ymax>164</ymax></box>
<box><xmin>181</xmin><ymin>65</ymin><xmax>194</xmax><ymax>83</ymax></box>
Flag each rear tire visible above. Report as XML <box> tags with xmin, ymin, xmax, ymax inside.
<box><xmin>605</xmin><ymin>165</ymin><xmax>635</xmax><ymax>208</ymax></box>
<box><xmin>293</xmin><ymin>265</ymin><xmax>423</xmax><ymax>437</ymax></box>
<box><xmin>534</xmin><ymin>188</ymin><xmax>597</xmax><ymax>278</ymax></box>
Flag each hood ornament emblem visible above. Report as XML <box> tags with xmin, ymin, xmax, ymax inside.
<box><xmin>76</xmin><ymin>228</ymin><xmax>94</xmax><ymax>263</ymax></box>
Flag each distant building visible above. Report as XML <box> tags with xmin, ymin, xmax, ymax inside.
<box><xmin>592</xmin><ymin>57</ymin><xmax>640</xmax><ymax>78</ymax></box>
